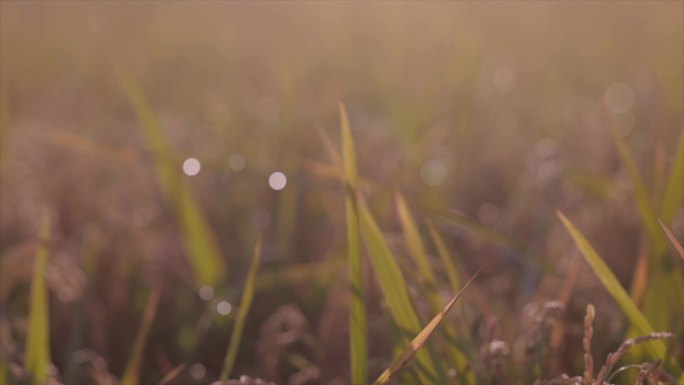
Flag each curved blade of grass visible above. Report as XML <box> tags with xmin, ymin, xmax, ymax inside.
<box><xmin>121</xmin><ymin>286</ymin><xmax>161</xmax><ymax>385</ymax></box>
<box><xmin>373</xmin><ymin>268</ymin><xmax>481</xmax><ymax>385</ymax></box>
<box><xmin>116</xmin><ymin>65</ymin><xmax>225</xmax><ymax>287</ymax></box>
<box><xmin>659</xmin><ymin>131</ymin><xmax>684</xmax><ymax>224</ymax></box>
<box><xmin>220</xmin><ymin>235</ymin><xmax>262</xmax><ymax>382</ymax></box>
<box><xmin>660</xmin><ymin>219</ymin><xmax>684</xmax><ymax>262</ymax></box>
<box><xmin>24</xmin><ymin>217</ymin><xmax>51</xmax><ymax>385</ymax></box>
<box><xmin>340</xmin><ymin>103</ymin><xmax>368</xmax><ymax>385</ymax></box>
<box><xmin>556</xmin><ymin>212</ymin><xmax>673</xmax><ymax>363</ymax></box>
<box><xmin>357</xmin><ymin>197</ymin><xmax>445</xmax><ymax>384</ymax></box>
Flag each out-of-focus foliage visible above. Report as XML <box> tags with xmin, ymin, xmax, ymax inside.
<box><xmin>0</xmin><ymin>2</ymin><xmax>682</xmax><ymax>385</ymax></box>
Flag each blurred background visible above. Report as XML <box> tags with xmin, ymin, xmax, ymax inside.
<box><xmin>1</xmin><ymin>2</ymin><xmax>682</xmax><ymax>385</ymax></box>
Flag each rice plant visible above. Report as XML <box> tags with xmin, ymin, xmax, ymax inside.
<box><xmin>1</xmin><ymin>3</ymin><xmax>682</xmax><ymax>385</ymax></box>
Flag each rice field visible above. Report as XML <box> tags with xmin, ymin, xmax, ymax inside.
<box><xmin>1</xmin><ymin>2</ymin><xmax>683</xmax><ymax>385</ymax></box>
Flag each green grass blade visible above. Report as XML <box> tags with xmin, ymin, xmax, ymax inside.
<box><xmin>220</xmin><ymin>235</ymin><xmax>262</xmax><ymax>382</ymax></box>
<box><xmin>395</xmin><ymin>192</ymin><xmax>439</xmax><ymax>308</ymax></box>
<box><xmin>426</xmin><ymin>220</ymin><xmax>462</xmax><ymax>293</ymax></box>
<box><xmin>609</xmin><ymin>124</ymin><xmax>666</xmax><ymax>251</ymax></box>
<box><xmin>24</xmin><ymin>217</ymin><xmax>50</xmax><ymax>385</ymax></box>
<box><xmin>357</xmin><ymin>196</ymin><xmax>444</xmax><ymax>385</ymax></box>
<box><xmin>659</xmin><ymin>131</ymin><xmax>684</xmax><ymax>224</ymax></box>
<box><xmin>373</xmin><ymin>268</ymin><xmax>480</xmax><ymax>385</ymax></box>
<box><xmin>608</xmin><ymin>117</ymin><xmax>684</xmax><ymax>334</ymax></box>
<box><xmin>116</xmin><ymin>65</ymin><xmax>225</xmax><ymax>287</ymax></box>
<box><xmin>340</xmin><ymin>103</ymin><xmax>357</xmax><ymax>189</ymax></box>
<box><xmin>426</xmin><ymin>220</ymin><xmax>477</xmax><ymax>384</ymax></box>
<box><xmin>396</xmin><ymin>193</ymin><xmax>473</xmax><ymax>383</ymax></box>
<box><xmin>556</xmin><ymin>212</ymin><xmax>671</xmax><ymax>362</ymax></box>
<box><xmin>340</xmin><ymin>104</ymin><xmax>368</xmax><ymax>385</ymax></box>
<box><xmin>121</xmin><ymin>286</ymin><xmax>161</xmax><ymax>385</ymax></box>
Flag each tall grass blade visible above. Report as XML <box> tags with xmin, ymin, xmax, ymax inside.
<box><xmin>373</xmin><ymin>268</ymin><xmax>481</xmax><ymax>385</ymax></box>
<box><xmin>556</xmin><ymin>212</ymin><xmax>676</xmax><ymax>367</ymax></box>
<box><xmin>609</xmin><ymin>123</ymin><xmax>666</xmax><ymax>249</ymax></box>
<box><xmin>427</xmin><ymin>219</ymin><xmax>485</xmax><ymax>380</ymax></box>
<box><xmin>660</xmin><ymin>219</ymin><xmax>684</xmax><ymax>262</ymax></box>
<box><xmin>426</xmin><ymin>220</ymin><xmax>462</xmax><ymax>293</ymax></box>
<box><xmin>395</xmin><ymin>193</ymin><xmax>439</xmax><ymax>309</ymax></box>
<box><xmin>339</xmin><ymin>103</ymin><xmax>368</xmax><ymax>385</ymax></box>
<box><xmin>24</xmin><ymin>217</ymin><xmax>51</xmax><ymax>385</ymax></box>
<box><xmin>121</xmin><ymin>286</ymin><xmax>162</xmax><ymax>385</ymax></box>
<box><xmin>116</xmin><ymin>65</ymin><xmax>225</xmax><ymax>287</ymax></box>
<box><xmin>607</xmin><ymin>115</ymin><xmax>684</xmax><ymax>335</ymax></box>
<box><xmin>396</xmin><ymin>194</ymin><xmax>472</xmax><ymax>383</ymax></box>
<box><xmin>220</xmin><ymin>235</ymin><xmax>262</xmax><ymax>382</ymax></box>
<box><xmin>659</xmin><ymin>131</ymin><xmax>684</xmax><ymax>224</ymax></box>
<box><xmin>357</xmin><ymin>197</ymin><xmax>445</xmax><ymax>384</ymax></box>
<box><xmin>339</xmin><ymin>104</ymin><xmax>357</xmax><ymax>189</ymax></box>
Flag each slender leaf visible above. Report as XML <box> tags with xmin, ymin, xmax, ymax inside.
<box><xmin>24</xmin><ymin>217</ymin><xmax>51</xmax><ymax>385</ymax></box>
<box><xmin>396</xmin><ymin>194</ymin><xmax>472</xmax><ymax>383</ymax></box>
<box><xmin>157</xmin><ymin>364</ymin><xmax>187</xmax><ymax>385</ymax></box>
<box><xmin>220</xmin><ymin>235</ymin><xmax>262</xmax><ymax>381</ymax></box>
<box><xmin>373</xmin><ymin>268</ymin><xmax>481</xmax><ymax>385</ymax></box>
<box><xmin>340</xmin><ymin>103</ymin><xmax>368</xmax><ymax>385</ymax></box>
<box><xmin>116</xmin><ymin>65</ymin><xmax>225</xmax><ymax>286</ymax></box>
<box><xmin>560</xmin><ymin>211</ymin><xmax>684</xmax><ymax>383</ymax></box>
<box><xmin>121</xmin><ymin>286</ymin><xmax>162</xmax><ymax>385</ymax></box>
<box><xmin>395</xmin><ymin>192</ymin><xmax>439</xmax><ymax>309</ymax></box>
<box><xmin>609</xmin><ymin>124</ymin><xmax>666</xmax><ymax>250</ymax></box>
<box><xmin>556</xmin><ymin>212</ymin><xmax>672</xmax><ymax>362</ymax></box>
<box><xmin>340</xmin><ymin>103</ymin><xmax>357</xmax><ymax>189</ymax></box>
<box><xmin>426</xmin><ymin>220</ymin><xmax>462</xmax><ymax>293</ymax></box>
<box><xmin>659</xmin><ymin>131</ymin><xmax>684</xmax><ymax>223</ymax></box>
<box><xmin>607</xmin><ymin>118</ymin><xmax>684</xmax><ymax>336</ymax></box>
<box><xmin>357</xmin><ymin>197</ymin><xmax>444</xmax><ymax>384</ymax></box>
<box><xmin>660</xmin><ymin>219</ymin><xmax>684</xmax><ymax>262</ymax></box>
